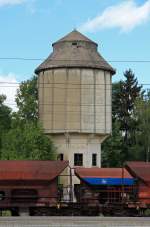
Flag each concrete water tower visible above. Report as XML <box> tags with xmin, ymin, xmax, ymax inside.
<box><xmin>35</xmin><ymin>30</ymin><xmax>115</xmax><ymax>193</ymax></box>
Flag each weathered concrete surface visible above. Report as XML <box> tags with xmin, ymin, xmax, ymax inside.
<box><xmin>0</xmin><ymin>217</ymin><xmax>150</xmax><ymax>227</ymax></box>
<box><xmin>38</xmin><ymin>68</ymin><xmax>112</xmax><ymax>135</ymax></box>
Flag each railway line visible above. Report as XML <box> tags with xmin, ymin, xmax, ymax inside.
<box><xmin>0</xmin><ymin>217</ymin><xmax>150</xmax><ymax>227</ymax></box>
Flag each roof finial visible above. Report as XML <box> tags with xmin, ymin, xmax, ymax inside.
<box><xmin>73</xmin><ymin>27</ymin><xmax>77</xmax><ymax>31</ymax></box>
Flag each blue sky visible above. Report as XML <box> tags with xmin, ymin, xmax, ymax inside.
<box><xmin>0</xmin><ymin>0</ymin><xmax>150</xmax><ymax>108</ymax></box>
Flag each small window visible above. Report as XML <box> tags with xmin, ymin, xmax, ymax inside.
<box><xmin>92</xmin><ymin>154</ymin><xmax>97</xmax><ymax>166</ymax></box>
<box><xmin>60</xmin><ymin>153</ymin><xmax>64</xmax><ymax>161</ymax></box>
<box><xmin>74</xmin><ymin>153</ymin><xmax>83</xmax><ymax>166</ymax></box>
<box><xmin>72</xmin><ymin>42</ymin><xmax>77</xmax><ymax>46</ymax></box>
<box><xmin>57</xmin><ymin>153</ymin><xmax>64</xmax><ymax>161</ymax></box>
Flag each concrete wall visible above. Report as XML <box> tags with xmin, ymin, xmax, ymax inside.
<box><xmin>49</xmin><ymin>133</ymin><xmax>106</xmax><ymax>201</ymax></box>
<box><xmin>38</xmin><ymin>68</ymin><xmax>112</xmax><ymax>135</ymax></box>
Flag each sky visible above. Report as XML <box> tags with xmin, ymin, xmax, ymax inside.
<box><xmin>0</xmin><ymin>0</ymin><xmax>150</xmax><ymax>109</ymax></box>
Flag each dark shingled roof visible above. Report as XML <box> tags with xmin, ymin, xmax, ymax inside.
<box><xmin>35</xmin><ymin>30</ymin><xmax>115</xmax><ymax>74</ymax></box>
<box><xmin>53</xmin><ymin>29</ymin><xmax>97</xmax><ymax>45</ymax></box>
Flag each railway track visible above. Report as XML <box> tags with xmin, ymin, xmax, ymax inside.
<box><xmin>0</xmin><ymin>217</ymin><xmax>150</xmax><ymax>227</ymax></box>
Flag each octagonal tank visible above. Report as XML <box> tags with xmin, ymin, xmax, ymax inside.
<box><xmin>35</xmin><ymin>30</ymin><xmax>115</xmax><ymax>135</ymax></box>
<box><xmin>35</xmin><ymin>30</ymin><xmax>115</xmax><ymax>197</ymax></box>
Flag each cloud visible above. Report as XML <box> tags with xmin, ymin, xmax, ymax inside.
<box><xmin>0</xmin><ymin>0</ymin><xmax>25</xmax><ymax>6</ymax></box>
<box><xmin>79</xmin><ymin>0</ymin><xmax>150</xmax><ymax>33</ymax></box>
<box><xmin>0</xmin><ymin>0</ymin><xmax>37</xmax><ymax>15</ymax></box>
<box><xmin>0</xmin><ymin>73</ymin><xmax>19</xmax><ymax>111</ymax></box>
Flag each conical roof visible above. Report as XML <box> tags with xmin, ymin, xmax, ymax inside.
<box><xmin>35</xmin><ymin>30</ymin><xmax>115</xmax><ymax>74</ymax></box>
<box><xmin>53</xmin><ymin>29</ymin><xmax>97</xmax><ymax>45</ymax></box>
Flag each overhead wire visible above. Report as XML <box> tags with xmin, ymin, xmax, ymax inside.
<box><xmin>0</xmin><ymin>57</ymin><xmax>150</xmax><ymax>62</ymax></box>
<box><xmin>3</xmin><ymin>102</ymin><xmax>150</xmax><ymax>109</ymax></box>
<box><xmin>0</xmin><ymin>82</ymin><xmax>150</xmax><ymax>86</ymax></box>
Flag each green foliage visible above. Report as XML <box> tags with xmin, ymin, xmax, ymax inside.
<box><xmin>102</xmin><ymin>121</ymin><xmax>123</xmax><ymax>167</ymax></box>
<box><xmin>1</xmin><ymin>210</ymin><xmax>12</xmax><ymax>217</ymax></box>
<box><xmin>102</xmin><ymin>69</ymin><xmax>143</xmax><ymax>166</ymax></box>
<box><xmin>15</xmin><ymin>75</ymin><xmax>38</xmax><ymax>122</ymax></box>
<box><xmin>112</xmin><ymin>82</ymin><xmax>123</xmax><ymax>120</ymax></box>
<box><xmin>114</xmin><ymin>69</ymin><xmax>142</xmax><ymax>142</ymax></box>
<box><xmin>0</xmin><ymin>76</ymin><xmax>56</xmax><ymax>161</ymax></box>
<box><xmin>144</xmin><ymin>209</ymin><xmax>150</xmax><ymax>217</ymax></box>
<box><xmin>134</xmin><ymin>91</ymin><xmax>150</xmax><ymax>161</ymax></box>
<box><xmin>0</xmin><ymin>95</ymin><xmax>12</xmax><ymax>153</ymax></box>
<box><xmin>1</xmin><ymin>122</ymin><xmax>56</xmax><ymax>160</ymax></box>
<box><xmin>0</xmin><ymin>95</ymin><xmax>12</xmax><ymax>132</ymax></box>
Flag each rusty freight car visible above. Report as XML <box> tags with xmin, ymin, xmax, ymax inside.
<box><xmin>0</xmin><ymin>160</ymin><xmax>68</xmax><ymax>216</ymax></box>
<box><xmin>75</xmin><ymin>167</ymin><xmax>136</xmax><ymax>216</ymax></box>
<box><xmin>126</xmin><ymin>161</ymin><xmax>150</xmax><ymax>213</ymax></box>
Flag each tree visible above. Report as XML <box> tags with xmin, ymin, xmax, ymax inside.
<box><xmin>15</xmin><ymin>75</ymin><xmax>38</xmax><ymax>122</ymax></box>
<box><xmin>1</xmin><ymin>122</ymin><xmax>56</xmax><ymax>160</ymax></box>
<box><xmin>102</xmin><ymin>121</ymin><xmax>123</xmax><ymax>167</ymax></box>
<box><xmin>0</xmin><ymin>95</ymin><xmax>12</xmax><ymax>153</ymax></box>
<box><xmin>134</xmin><ymin>91</ymin><xmax>150</xmax><ymax>161</ymax></box>
<box><xmin>114</xmin><ymin>70</ymin><xmax>141</xmax><ymax>140</ymax></box>
<box><xmin>114</xmin><ymin>70</ymin><xmax>142</xmax><ymax>160</ymax></box>
<box><xmin>102</xmin><ymin>69</ymin><xmax>142</xmax><ymax>166</ymax></box>
<box><xmin>0</xmin><ymin>76</ymin><xmax>56</xmax><ymax>161</ymax></box>
<box><xmin>0</xmin><ymin>95</ymin><xmax>12</xmax><ymax>132</ymax></box>
<box><xmin>112</xmin><ymin>82</ymin><xmax>123</xmax><ymax>120</ymax></box>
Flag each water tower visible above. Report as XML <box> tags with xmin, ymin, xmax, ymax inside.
<box><xmin>35</xmin><ymin>30</ymin><xmax>115</xmax><ymax>196</ymax></box>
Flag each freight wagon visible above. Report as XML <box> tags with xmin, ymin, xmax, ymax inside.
<box><xmin>0</xmin><ymin>160</ymin><xmax>69</xmax><ymax>216</ymax></box>
<box><xmin>0</xmin><ymin>160</ymin><xmax>149</xmax><ymax>216</ymax></box>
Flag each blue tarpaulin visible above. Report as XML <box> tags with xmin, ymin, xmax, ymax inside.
<box><xmin>82</xmin><ymin>177</ymin><xmax>135</xmax><ymax>185</ymax></box>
